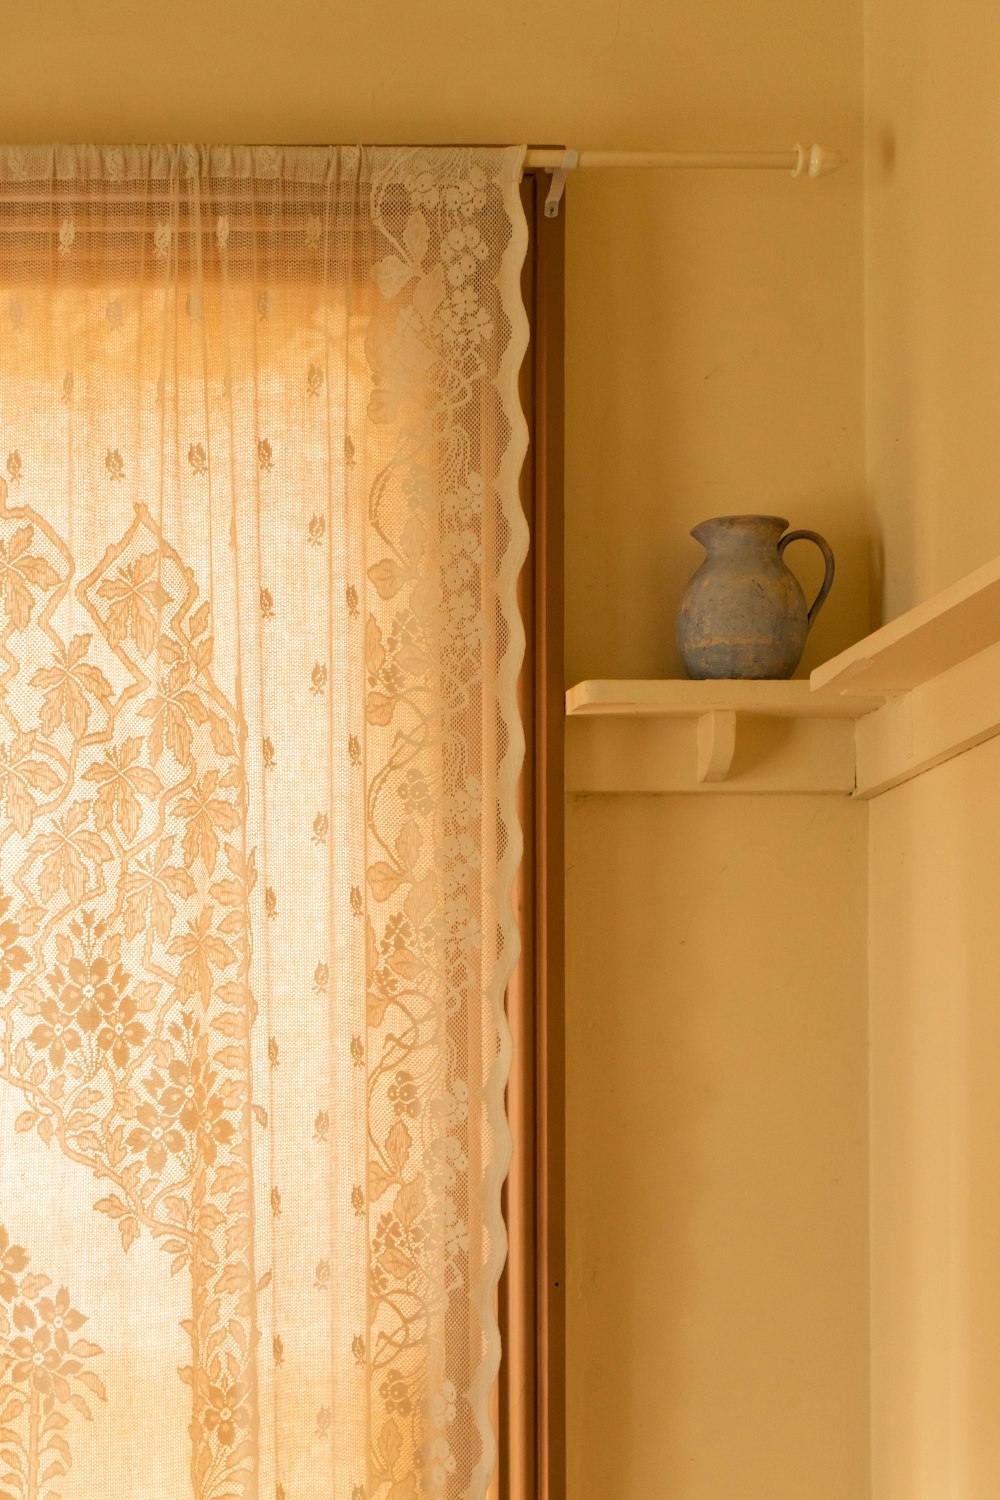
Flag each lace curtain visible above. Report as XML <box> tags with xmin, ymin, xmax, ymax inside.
<box><xmin>0</xmin><ymin>144</ymin><xmax>527</xmax><ymax>1500</ymax></box>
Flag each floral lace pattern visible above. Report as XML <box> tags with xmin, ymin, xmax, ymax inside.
<box><xmin>0</xmin><ymin>1226</ymin><xmax>106</xmax><ymax>1500</ymax></box>
<box><xmin>0</xmin><ymin>492</ymin><xmax>257</xmax><ymax>1499</ymax></box>
<box><xmin>0</xmin><ymin>144</ymin><xmax>527</xmax><ymax>1499</ymax></box>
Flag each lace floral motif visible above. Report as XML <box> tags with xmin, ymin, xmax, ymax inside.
<box><xmin>0</xmin><ymin>1225</ymin><xmax>106</xmax><ymax>1498</ymax></box>
<box><xmin>0</xmin><ymin>489</ymin><xmax>258</xmax><ymax>1500</ymax></box>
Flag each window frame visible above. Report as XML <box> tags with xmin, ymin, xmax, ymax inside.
<box><xmin>498</xmin><ymin>168</ymin><xmax>566</xmax><ymax>1500</ymax></box>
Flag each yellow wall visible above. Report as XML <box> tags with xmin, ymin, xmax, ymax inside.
<box><xmin>866</xmin><ymin>0</ymin><xmax>1000</xmax><ymax>623</ymax></box>
<box><xmin>554</xmin><ymin>4</ymin><xmax>871</xmax><ymax>1496</ymax></box>
<box><xmin>869</xmin><ymin>744</ymin><xmax>1000</xmax><ymax>1500</ymax></box>
<box><xmin>1</xmin><ymin>2</ymin><xmax>873</xmax><ymax>1495</ymax></box>
<box><xmin>866</xmin><ymin>3</ymin><xmax>1000</xmax><ymax>1496</ymax></box>
<box><xmin>568</xmin><ymin>795</ymin><xmax>869</xmax><ymax>1500</ymax></box>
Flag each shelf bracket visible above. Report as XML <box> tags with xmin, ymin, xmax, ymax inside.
<box><xmin>696</xmin><ymin>709</ymin><xmax>737</xmax><ymax>783</ymax></box>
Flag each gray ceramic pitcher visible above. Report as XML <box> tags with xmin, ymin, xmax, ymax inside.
<box><xmin>676</xmin><ymin>514</ymin><xmax>835</xmax><ymax>680</ymax></box>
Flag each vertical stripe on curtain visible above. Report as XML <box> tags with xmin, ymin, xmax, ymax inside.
<box><xmin>0</xmin><ymin>143</ymin><xmax>527</xmax><ymax>1500</ymax></box>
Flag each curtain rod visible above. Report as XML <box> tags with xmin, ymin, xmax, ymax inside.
<box><xmin>524</xmin><ymin>143</ymin><xmax>845</xmax><ymax>216</ymax></box>
<box><xmin>0</xmin><ymin>144</ymin><xmax>845</xmax><ymax>228</ymax></box>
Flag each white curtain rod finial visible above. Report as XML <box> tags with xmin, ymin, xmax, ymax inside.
<box><xmin>792</xmin><ymin>143</ymin><xmax>847</xmax><ymax>179</ymax></box>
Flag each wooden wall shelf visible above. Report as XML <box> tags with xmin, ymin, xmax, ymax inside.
<box><xmin>566</xmin><ymin>678</ymin><xmax>876</xmax><ymax>719</ymax></box>
<box><xmin>565</xmin><ymin>679</ymin><xmax>878</xmax><ymax>795</ymax></box>
<box><xmin>568</xmin><ymin>551</ymin><xmax>1000</xmax><ymax>796</ymax></box>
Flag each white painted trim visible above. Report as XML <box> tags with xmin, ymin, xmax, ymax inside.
<box><xmin>566</xmin><ymin>678</ymin><xmax>879</xmax><ymax>719</ymax></box>
<box><xmin>811</xmin><ymin>553</ymin><xmax>1000</xmax><ymax>695</ymax></box>
<box><xmin>853</xmin><ymin>638</ymin><xmax>1000</xmax><ymax>797</ymax></box>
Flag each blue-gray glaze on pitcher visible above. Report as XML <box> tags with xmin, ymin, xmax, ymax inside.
<box><xmin>676</xmin><ymin>514</ymin><xmax>835</xmax><ymax>680</ymax></box>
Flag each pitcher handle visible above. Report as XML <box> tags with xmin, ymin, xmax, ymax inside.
<box><xmin>777</xmin><ymin>529</ymin><xmax>835</xmax><ymax>628</ymax></box>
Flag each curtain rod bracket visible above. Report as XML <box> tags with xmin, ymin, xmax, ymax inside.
<box><xmin>542</xmin><ymin>149</ymin><xmax>579</xmax><ymax>218</ymax></box>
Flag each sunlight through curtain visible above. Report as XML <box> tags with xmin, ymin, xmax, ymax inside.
<box><xmin>0</xmin><ymin>143</ymin><xmax>527</xmax><ymax>1500</ymax></box>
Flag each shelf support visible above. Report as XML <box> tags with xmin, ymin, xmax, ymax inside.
<box><xmin>697</xmin><ymin>709</ymin><xmax>737</xmax><ymax>783</ymax></box>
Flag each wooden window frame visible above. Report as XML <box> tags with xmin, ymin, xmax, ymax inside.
<box><xmin>498</xmin><ymin>169</ymin><xmax>566</xmax><ymax>1500</ymax></box>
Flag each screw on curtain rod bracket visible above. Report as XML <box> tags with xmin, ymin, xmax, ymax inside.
<box><xmin>543</xmin><ymin>149</ymin><xmax>580</xmax><ymax>218</ymax></box>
